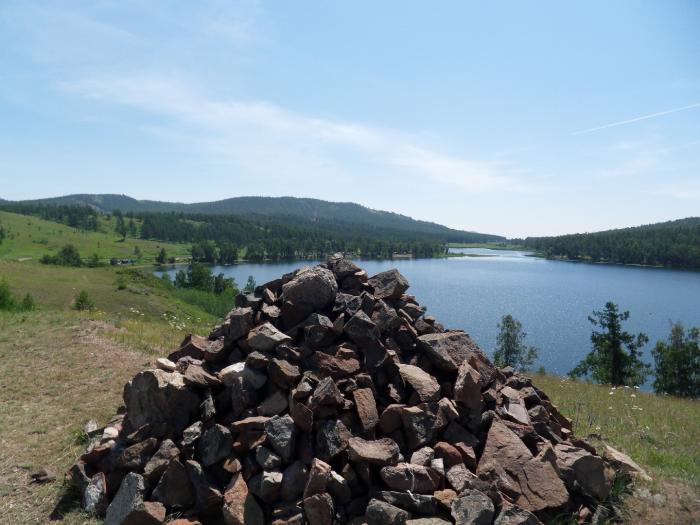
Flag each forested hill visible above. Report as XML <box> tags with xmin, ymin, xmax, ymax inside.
<box><xmin>520</xmin><ymin>217</ymin><xmax>700</xmax><ymax>269</ymax></box>
<box><xmin>6</xmin><ymin>194</ymin><xmax>503</xmax><ymax>243</ymax></box>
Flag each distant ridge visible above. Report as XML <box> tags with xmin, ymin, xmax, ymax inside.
<box><xmin>3</xmin><ymin>193</ymin><xmax>505</xmax><ymax>243</ymax></box>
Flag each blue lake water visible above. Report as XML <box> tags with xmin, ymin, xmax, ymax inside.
<box><xmin>157</xmin><ymin>249</ymin><xmax>700</xmax><ymax>382</ymax></box>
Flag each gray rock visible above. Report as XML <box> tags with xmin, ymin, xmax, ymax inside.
<box><xmin>281</xmin><ymin>461</ymin><xmax>309</xmax><ymax>501</ymax></box>
<box><xmin>366</xmin><ymin>498</ymin><xmax>411</xmax><ymax>525</ymax></box>
<box><xmin>227</xmin><ymin>307</ymin><xmax>254</xmax><ymax>341</ymax></box>
<box><xmin>494</xmin><ymin>503</ymin><xmax>544</xmax><ymax>525</ymax></box>
<box><xmin>377</xmin><ymin>491</ymin><xmax>437</xmax><ymax>515</ymax></box>
<box><xmin>256</xmin><ymin>446</ymin><xmax>282</xmax><ymax>469</ymax></box>
<box><xmin>266</xmin><ymin>414</ymin><xmax>297</xmax><ymax>462</ymax></box>
<box><xmin>104</xmin><ymin>472</ymin><xmax>145</xmax><ymax>525</ymax></box>
<box><xmin>400</xmin><ymin>406</ymin><xmax>436</xmax><ymax>449</ymax></box>
<box><xmin>451</xmin><ymin>489</ymin><xmax>494</xmax><ymax>525</ymax></box>
<box><xmin>344</xmin><ymin>310</ymin><xmax>381</xmax><ymax>348</ymax></box>
<box><xmin>152</xmin><ymin>459</ymin><xmax>195</xmax><ymax>509</ymax></box>
<box><xmin>198</xmin><ymin>424</ymin><xmax>232</xmax><ymax>467</ymax></box>
<box><xmin>304</xmin><ymin>314</ymin><xmax>336</xmax><ymax>348</ymax></box>
<box><xmin>312</xmin><ymin>377</ymin><xmax>345</xmax><ymax>406</ymax></box>
<box><xmin>181</xmin><ymin>421</ymin><xmax>203</xmax><ymax>447</ymax></box>
<box><xmin>82</xmin><ymin>472</ymin><xmax>108</xmax><ymax>516</ymax></box>
<box><xmin>409</xmin><ymin>446</ymin><xmax>435</xmax><ymax>466</ymax></box>
<box><xmin>316</xmin><ymin>419</ymin><xmax>351</xmax><ymax>461</ymax></box>
<box><xmin>379</xmin><ymin>463</ymin><xmax>439</xmax><ymax>494</ymax></box>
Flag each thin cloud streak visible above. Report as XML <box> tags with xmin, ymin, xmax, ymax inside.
<box><xmin>572</xmin><ymin>102</ymin><xmax>700</xmax><ymax>135</ymax></box>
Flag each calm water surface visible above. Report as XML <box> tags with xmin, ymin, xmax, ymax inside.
<box><xmin>157</xmin><ymin>249</ymin><xmax>700</xmax><ymax>381</ymax></box>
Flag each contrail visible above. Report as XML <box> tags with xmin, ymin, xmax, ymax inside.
<box><xmin>572</xmin><ymin>102</ymin><xmax>700</xmax><ymax>135</ymax></box>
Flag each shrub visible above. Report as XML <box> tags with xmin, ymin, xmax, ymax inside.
<box><xmin>0</xmin><ymin>278</ymin><xmax>15</xmax><ymax>310</ymax></box>
<box><xmin>73</xmin><ymin>290</ymin><xmax>94</xmax><ymax>311</ymax></box>
<box><xmin>20</xmin><ymin>293</ymin><xmax>36</xmax><ymax>311</ymax></box>
<box><xmin>40</xmin><ymin>244</ymin><xmax>83</xmax><ymax>267</ymax></box>
<box><xmin>652</xmin><ymin>322</ymin><xmax>700</xmax><ymax>398</ymax></box>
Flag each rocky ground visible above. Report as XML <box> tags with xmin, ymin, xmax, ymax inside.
<box><xmin>64</xmin><ymin>256</ymin><xmax>657</xmax><ymax>525</ymax></box>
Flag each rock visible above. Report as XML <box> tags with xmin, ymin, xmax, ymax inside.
<box><xmin>291</xmin><ymin>401</ymin><xmax>314</xmax><ymax>432</ymax></box>
<box><xmin>227</xmin><ymin>307</ymin><xmax>254</xmax><ymax>341</ymax></box>
<box><xmin>316</xmin><ymin>419</ymin><xmax>351</xmax><ymax>461</ymax></box>
<box><xmin>366</xmin><ymin>498</ymin><xmax>411</xmax><ymax>525</ymax></box>
<box><xmin>105</xmin><ymin>472</ymin><xmax>147</xmax><ymax>525</ymax></box>
<box><xmin>434</xmin><ymin>441</ymin><xmax>463</xmax><ymax>467</ymax></box>
<box><xmin>344</xmin><ymin>311</ymin><xmax>382</xmax><ymax>348</ymax></box>
<box><xmin>368</xmin><ymin>269</ymin><xmax>409</xmax><ymax>300</ymax></box>
<box><xmin>29</xmin><ymin>467</ymin><xmax>56</xmax><ymax>484</ymax></box>
<box><xmin>269</xmin><ymin>359</ymin><xmax>302</xmax><ymax>389</ymax></box>
<box><xmin>446</xmin><ymin>463</ymin><xmax>476</xmax><ymax>493</ymax></box>
<box><xmin>400</xmin><ymin>406</ymin><xmax>436</xmax><ymax>449</ymax></box>
<box><xmin>266</xmin><ymin>414</ymin><xmax>297</xmax><ymax>463</ymax></box>
<box><xmin>348</xmin><ymin>437</ymin><xmax>400</xmax><ymax>465</ymax></box>
<box><xmin>493</xmin><ymin>502</ymin><xmax>544</xmax><ymax>525</ymax></box>
<box><xmin>223</xmin><ymin>472</ymin><xmax>264</xmax><ymax>525</ymax></box>
<box><xmin>256</xmin><ymin>446</ymin><xmax>282</xmax><ymax>469</ymax></box>
<box><xmin>554</xmin><ymin>444</ymin><xmax>614</xmax><ymax>500</ymax></box>
<box><xmin>183</xmin><ymin>363</ymin><xmax>221</xmax><ymax>388</ymax></box>
<box><xmin>116</xmin><ymin>437</ymin><xmax>159</xmax><ymax>471</ymax></box>
<box><xmin>398</xmin><ymin>365</ymin><xmax>440</xmax><ymax>402</ymax></box>
<box><xmin>282</xmin><ymin>266</ymin><xmax>339</xmax><ymax>311</ymax></box>
<box><xmin>181</xmin><ymin>421</ymin><xmax>203</xmax><ymax>447</ymax></box>
<box><xmin>454</xmin><ymin>362</ymin><xmax>482</xmax><ymax>410</ymax></box>
<box><xmin>281</xmin><ymin>461</ymin><xmax>309</xmax><ymax>501</ymax></box>
<box><xmin>451</xmin><ymin>489</ymin><xmax>494</xmax><ymax>525</ymax></box>
<box><xmin>304</xmin><ymin>314</ymin><xmax>336</xmax><ymax>348</ymax></box>
<box><xmin>417</xmin><ymin>332</ymin><xmax>479</xmax><ymax>372</ymax></box>
<box><xmin>169</xmin><ymin>334</ymin><xmax>209</xmax><ymax>361</ymax></box>
<box><xmin>377</xmin><ymin>491</ymin><xmax>437</xmax><ymax>515</ymax></box>
<box><xmin>379</xmin><ymin>463</ymin><xmax>439</xmax><ymax>494</ymax></box>
<box><xmin>259</xmin><ymin>389</ymin><xmax>289</xmax><ymax>416</ymax></box>
<box><xmin>477</xmin><ymin>419</ymin><xmax>568</xmax><ymax>513</ymax></box>
<box><xmin>152</xmin><ymin>459</ymin><xmax>195</xmax><ymax>509</ymax></box>
<box><xmin>252</xmin><ymin>469</ymin><xmax>283</xmax><ymax>502</ymax></box>
<box><xmin>123</xmin><ymin>369</ymin><xmax>200</xmax><ymax>438</ymax></box>
<box><xmin>304</xmin><ymin>493</ymin><xmax>335</xmax><ymax>525</ymax></box>
<box><xmin>328</xmin><ymin>470</ymin><xmax>352</xmax><ymax>504</ymax></box>
<box><xmin>304</xmin><ymin>458</ymin><xmax>332</xmax><ymax>498</ymax></box>
<box><xmin>248</xmin><ymin>322</ymin><xmax>293</xmax><ymax>351</ymax></box>
<box><xmin>143</xmin><ymin>439</ymin><xmax>179</xmax><ymax>481</ymax></box>
<box><xmin>327</xmin><ymin>254</ymin><xmax>362</xmax><ymax>280</ymax></box>
<box><xmin>155</xmin><ymin>357</ymin><xmax>177</xmax><ymax>372</ymax></box>
<box><xmin>406</xmin><ymin>520</ymin><xmax>451</xmax><ymax>525</ymax></box>
<box><xmin>83</xmin><ymin>472</ymin><xmax>108</xmax><ymax>516</ymax></box>
<box><xmin>353</xmin><ymin>388</ymin><xmax>379</xmax><ymax>432</ymax></box>
<box><xmin>185</xmin><ymin>460</ymin><xmax>223</xmax><ymax>512</ymax></box>
<box><xmin>198</xmin><ymin>424</ymin><xmax>233</xmax><ymax>467</ymax></box>
<box><xmin>379</xmin><ymin>404</ymin><xmax>405</xmax><ymax>433</ymax></box>
<box><xmin>313</xmin><ymin>377</ymin><xmax>344</xmax><ymax>406</ymax></box>
<box><xmin>309</xmin><ymin>348</ymin><xmax>361</xmax><ymax>378</ymax></box>
<box><xmin>603</xmin><ymin>444</ymin><xmax>652</xmax><ymax>482</ymax></box>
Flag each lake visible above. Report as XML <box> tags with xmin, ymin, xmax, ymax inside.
<box><xmin>157</xmin><ymin>249</ymin><xmax>700</xmax><ymax>383</ymax></box>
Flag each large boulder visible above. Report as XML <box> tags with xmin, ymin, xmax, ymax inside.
<box><xmin>122</xmin><ymin>369</ymin><xmax>201</xmax><ymax>438</ymax></box>
<box><xmin>368</xmin><ymin>269</ymin><xmax>409</xmax><ymax>300</ymax></box>
<box><xmin>282</xmin><ymin>266</ymin><xmax>339</xmax><ymax>311</ymax></box>
<box><xmin>554</xmin><ymin>444</ymin><xmax>614</xmax><ymax>500</ymax></box>
<box><xmin>417</xmin><ymin>332</ymin><xmax>480</xmax><ymax>372</ymax></box>
<box><xmin>477</xmin><ymin>419</ymin><xmax>568</xmax><ymax>513</ymax></box>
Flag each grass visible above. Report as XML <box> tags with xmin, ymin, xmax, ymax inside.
<box><xmin>531</xmin><ymin>373</ymin><xmax>700</xmax><ymax>488</ymax></box>
<box><xmin>0</xmin><ymin>210</ymin><xmax>190</xmax><ymax>262</ymax></box>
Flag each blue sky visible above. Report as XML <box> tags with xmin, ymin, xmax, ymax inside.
<box><xmin>1</xmin><ymin>1</ymin><xmax>698</xmax><ymax>237</ymax></box>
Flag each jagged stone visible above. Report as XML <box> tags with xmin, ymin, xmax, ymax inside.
<box><xmin>417</xmin><ymin>331</ymin><xmax>479</xmax><ymax>372</ymax></box>
<box><xmin>348</xmin><ymin>437</ymin><xmax>400</xmax><ymax>465</ymax></box>
<box><xmin>366</xmin><ymin>498</ymin><xmax>411</xmax><ymax>525</ymax></box>
<box><xmin>282</xmin><ymin>266</ymin><xmax>338</xmax><ymax>311</ymax></box>
<box><xmin>248</xmin><ymin>322</ymin><xmax>293</xmax><ymax>351</ymax></box>
<box><xmin>451</xmin><ymin>489</ymin><xmax>494</xmax><ymax>525</ymax></box>
<box><xmin>398</xmin><ymin>364</ymin><xmax>440</xmax><ymax>402</ymax></box>
<box><xmin>303</xmin><ymin>492</ymin><xmax>334</xmax><ymax>525</ymax></box>
<box><xmin>368</xmin><ymin>269</ymin><xmax>409</xmax><ymax>300</ymax></box>
<box><xmin>379</xmin><ymin>463</ymin><xmax>439</xmax><ymax>494</ymax></box>
<box><xmin>266</xmin><ymin>415</ymin><xmax>297</xmax><ymax>463</ymax></box>
<box><xmin>152</xmin><ymin>459</ymin><xmax>195</xmax><ymax>509</ymax></box>
<box><xmin>353</xmin><ymin>387</ymin><xmax>379</xmax><ymax>432</ymax></box>
<box><xmin>554</xmin><ymin>444</ymin><xmax>614</xmax><ymax>500</ymax></box>
<box><xmin>198</xmin><ymin>424</ymin><xmax>232</xmax><ymax>467</ymax></box>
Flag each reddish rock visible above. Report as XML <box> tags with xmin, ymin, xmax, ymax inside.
<box><xmin>353</xmin><ymin>388</ymin><xmax>379</xmax><ymax>432</ymax></box>
<box><xmin>348</xmin><ymin>437</ymin><xmax>400</xmax><ymax>465</ymax></box>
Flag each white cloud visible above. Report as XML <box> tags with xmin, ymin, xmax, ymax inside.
<box><xmin>653</xmin><ymin>181</ymin><xmax>700</xmax><ymax>201</ymax></box>
<box><xmin>63</xmin><ymin>74</ymin><xmax>523</xmax><ymax>194</ymax></box>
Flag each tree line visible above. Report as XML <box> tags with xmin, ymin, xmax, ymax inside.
<box><xmin>519</xmin><ymin>217</ymin><xmax>700</xmax><ymax>269</ymax></box>
<box><xmin>0</xmin><ymin>203</ymin><xmax>101</xmax><ymax>231</ymax></box>
<box><xmin>495</xmin><ymin>302</ymin><xmax>700</xmax><ymax>398</ymax></box>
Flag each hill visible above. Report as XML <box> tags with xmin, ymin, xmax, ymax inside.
<box><xmin>520</xmin><ymin>217</ymin><xmax>700</xmax><ymax>269</ymax></box>
<box><xmin>6</xmin><ymin>193</ymin><xmax>504</xmax><ymax>243</ymax></box>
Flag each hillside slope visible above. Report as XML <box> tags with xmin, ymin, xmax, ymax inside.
<box><xmin>7</xmin><ymin>193</ymin><xmax>505</xmax><ymax>243</ymax></box>
<box><xmin>521</xmin><ymin>217</ymin><xmax>700</xmax><ymax>269</ymax></box>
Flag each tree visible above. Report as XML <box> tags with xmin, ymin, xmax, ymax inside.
<box><xmin>114</xmin><ymin>213</ymin><xmax>126</xmax><ymax>240</ymax></box>
<box><xmin>213</xmin><ymin>273</ymin><xmax>235</xmax><ymax>295</ymax></box>
<box><xmin>156</xmin><ymin>248</ymin><xmax>167</xmax><ymax>265</ymax></box>
<box><xmin>570</xmin><ymin>302</ymin><xmax>650</xmax><ymax>386</ymax></box>
<box><xmin>73</xmin><ymin>290</ymin><xmax>94</xmax><ymax>311</ymax></box>
<box><xmin>133</xmin><ymin>245</ymin><xmax>142</xmax><ymax>261</ymax></box>
<box><xmin>493</xmin><ymin>314</ymin><xmax>538</xmax><ymax>371</ymax></box>
<box><xmin>127</xmin><ymin>218</ymin><xmax>138</xmax><ymax>237</ymax></box>
<box><xmin>244</xmin><ymin>275</ymin><xmax>256</xmax><ymax>293</ymax></box>
<box><xmin>186</xmin><ymin>263</ymin><xmax>214</xmax><ymax>292</ymax></box>
<box><xmin>0</xmin><ymin>224</ymin><xmax>5</xmax><ymax>244</ymax></box>
<box><xmin>0</xmin><ymin>278</ymin><xmax>14</xmax><ymax>310</ymax></box>
<box><xmin>652</xmin><ymin>323</ymin><xmax>700</xmax><ymax>398</ymax></box>
<box><xmin>20</xmin><ymin>293</ymin><xmax>36</xmax><ymax>311</ymax></box>
<box><xmin>86</xmin><ymin>253</ymin><xmax>101</xmax><ymax>267</ymax></box>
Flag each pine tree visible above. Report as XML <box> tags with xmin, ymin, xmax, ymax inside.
<box><xmin>493</xmin><ymin>314</ymin><xmax>538</xmax><ymax>371</ymax></box>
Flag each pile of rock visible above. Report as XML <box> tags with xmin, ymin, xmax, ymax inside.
<box><xmin>69</xmin><ymin>255</ymin><xmax>626</xmax><ymax>525</ymax></box>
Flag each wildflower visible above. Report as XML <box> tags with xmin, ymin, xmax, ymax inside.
<box><xmin>630</xmin><ymin>394</ymin><xmax>636</xmax><ymax>398</ymax></box>
<box><xmin>609</xmin><ymin>391</ymin><xmax>614</xmax><ymax>395</ymax></box>
<box><xmin>608</xmin><ymin>406</ymin><xmax>613</xmax><ymax>410</ymax></box>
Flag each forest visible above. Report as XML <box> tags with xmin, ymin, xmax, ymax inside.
<box><xmin>521</xmin><ymin>217</ymin><xmax>700</xmax><ymax>269</ymax></box>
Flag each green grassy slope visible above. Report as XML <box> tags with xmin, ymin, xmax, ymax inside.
<box><xmin>0</xmin><ymin>210</ymin><xmax>190</xmax><ymax>262</ymax></box>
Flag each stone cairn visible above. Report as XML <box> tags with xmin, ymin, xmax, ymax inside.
<box><xmin>70</xmin><ymin>255</ymin><xmax>630</xmax><ymax>525</ymax></box>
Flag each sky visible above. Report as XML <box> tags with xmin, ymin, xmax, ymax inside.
<box><xmin>0</xmin><ymin>1</ymin><xmax>699</xmax><ymax>237</ymax></box>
